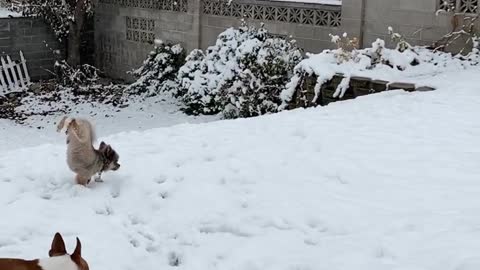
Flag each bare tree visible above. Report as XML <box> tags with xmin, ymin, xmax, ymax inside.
<box><xmin>12</xmin><ymin>0</ymin><xmax>93</xmax><ymax>67</ymax></box>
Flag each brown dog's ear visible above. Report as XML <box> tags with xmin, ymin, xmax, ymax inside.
<box><xmin>49</xmin><ymin>232</ymin><xmax>67</xmax><ymax>257</ymax></box>
<box><xmin>71</xmin><ymin>237</ymin><xmax>82</xmax><ymax>258</ymax></box>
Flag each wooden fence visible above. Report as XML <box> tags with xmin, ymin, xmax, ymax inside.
<box><xmin>0</xmin><ymin>51</ymin><xmax>31</xmax><ymax>95</ymax></box>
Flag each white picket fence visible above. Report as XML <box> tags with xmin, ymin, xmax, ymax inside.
<box><xmin>0</xmin><ymin>51</ymin><xmax>31</xmax><ymax>94</ymax></box>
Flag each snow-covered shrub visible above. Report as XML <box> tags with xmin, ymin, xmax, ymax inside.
<box><xmin>466</xmin><ymin>35</ymin><xmax>480</xmax><ymax>61</ymax></box>
<box><xmin>178</xmin><ymin>22</ymin><xmax>302</xmax><ymax>117</ymax></box>
<box><xmin>388</xmin><ymin>26</ymin><xmax>411</xmax><ymax>52</ymax></box>
<box><xmin>54</xmin><ymin>60</ymin><xmax>100</xmax><ymax>87</ymax></box>
<box><xmin>329</xmin><ymin>32</ymin><xmax>359</xmax><ymax>63</ymax></box>
<box><xmin>218</xmin><ymin>36</ymin><xmax>302</xmax><ymax>118</ymax></box>
<box><xmin>127</xmin><ymin>40</ymin><xmax>186</xmax><ymax>97</ymax></box>
<box><xmin>175</xmin><ymin>49</ymin><xmax>212</xmax><ymax>114</ymax></box>
<box><xmin>370</xmin><ymin>38</ymin><xmax>386</xmax><ymax>65</ymax></box>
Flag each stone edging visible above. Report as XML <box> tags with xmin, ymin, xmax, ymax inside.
<box><xmin>289</xmin><ymin>73</ymin><xmax>436</xmax><ymax>109</ymax></box>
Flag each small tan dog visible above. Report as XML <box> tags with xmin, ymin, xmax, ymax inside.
<box><xmin>57</xmin><ymin>116</ymin><xmax>120</xmax><ymax>186</ymax></box>
<box><xmin>0</xmin><ymin>232</ymin><xmax>89</xmax><ymax>270</ymax></box>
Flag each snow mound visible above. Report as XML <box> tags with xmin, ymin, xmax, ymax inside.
<box><xmin>0</xmin><ymin>65</ymin><xmax>480</xmax><ymax>269</ymax></box>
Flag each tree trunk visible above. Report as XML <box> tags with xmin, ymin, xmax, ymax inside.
<box><xmin>66</xmin><ymin>0</ymin><xmax>87</xmax><ymax>67</ymax></box>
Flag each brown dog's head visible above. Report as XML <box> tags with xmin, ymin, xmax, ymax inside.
<box><xmin>99</xmin><ymin>141</ymin><xmax>121</xmax><ymax>171</ymax></box>
<box><xmin>49</xmin><ymin>232</ymin><xmax>89</xmax><ymax>270</ymax></box>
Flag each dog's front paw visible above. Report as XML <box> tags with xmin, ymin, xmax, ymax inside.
<box><xmin>94</xmin><ymin>175</ymin><xmax>104</xmax><ymax>182</ymax></box>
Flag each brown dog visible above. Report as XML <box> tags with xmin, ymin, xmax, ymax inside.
<box><xmin>57</xmin><ymin>116</ymin><xmax>120</xmax><ymax>186</ymax></box>
<box><xmin>0</xmin><ymin>232</ymin><xmax>89</xmax><ymax>270</ymax></box>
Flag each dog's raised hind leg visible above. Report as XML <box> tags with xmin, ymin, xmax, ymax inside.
<box><xmin>56</xmin><ymin>116</ymin><xmax>68</xmax><ymax>133</ymax></box>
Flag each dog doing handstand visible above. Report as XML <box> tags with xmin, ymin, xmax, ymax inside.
<box><xmin>57</xmin><ymin>116</ymin><xmax>120</xmax><ymax>186</ymax></box>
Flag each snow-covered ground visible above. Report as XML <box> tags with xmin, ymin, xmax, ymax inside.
<box><xmin>0</xmin><ymin>97</ymin><xmax>216</xmax><ymax>151</ymax></box>
<box><xmin>0</xmin><ymin>66</ymin><xmax>480</xmax><ymax>269</ymax></box>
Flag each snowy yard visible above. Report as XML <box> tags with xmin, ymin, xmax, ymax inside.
<box><xmin>0</xmin><ymin>63</ymin><xmax>480</xmax><ymax>270</ymax></box>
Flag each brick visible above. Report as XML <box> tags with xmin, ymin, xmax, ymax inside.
<box><xmin>0</xmin><ymin>21</ymin><xmax>10</xmax><ymax>31</ymax></box>
<box><xmin>0</xmin><ymin>38</ymin><xmax>12</xmax><ymax>47</ymax></box>
<box><xmin>16</xmin><ymin>20</ymin><xmax>33</xmax><ymax>29</ymax></box>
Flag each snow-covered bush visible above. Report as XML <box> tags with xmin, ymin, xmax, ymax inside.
<box><xmin>178</xmin><ymin>22</ymin><xmax>302</xmax><ymax>118</ymax></box>
<box><xmin>127</xmin><ymin>40</ymin><xmax>186</xmax><ymax>97</ymax></box>
<box><xmin>388</xmin><ymin>26</ymin><xmax>411</xmax><ymax>52</ymax></box>
<box><xmin>329</xmin><ymin>32</ymin><xmax>359</xmax><ymax>64</ymax></box>
<box><xmin>54</xmin><ymin>60</ymin><xmax>100</xmax><ymax>87</ymax></box>
<box><xmin>467</xmin><ymin>35</ymin><xmax>480</xmax><ymax>61</ymax></box>
<box><xmin>218</xmin><ymin>36</ymin><xmax>302</xmax><ymax>118</ymax></box>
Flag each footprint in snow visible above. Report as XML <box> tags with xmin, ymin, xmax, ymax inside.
<box><xmin>168</xmin><ymin>251</ymin><xmax>182</xmax><ymax>267</ymax></box>
<box><xmin>128</xmin><ymin>214</ymin><xmax>144</xmax><ymax>226</ymax></box>
<box><xmin>94</xmin><ymin>205</ymin><xmax>114</xmax><ymax>216</ymax></box>
<box><xmin>204</xmin><ymin>156</ymin><xmax>215</xmax><ymax>162</ymax></box>
<box><xmin>154</xmin><ymin>175</ymin><xmax>167</xmax><ymax>184</ymax></box>
<box><xmin>109</xmin><ymin>177</ymin><xmax>125</xmax><ymax>198</ymax></box>
<box><xmin>40</xmin><ymin>193</ymin><xmax>52</xmax><ymax>200</ymax></box>
<box><xmin>158</xmin><ymin>191</ymin><xmax>168</xmax><ymax>199</ymax></box>
<box><xmin>174</xmin><ymin>176</ymin><xmax>184</xmax><ymax>182</ymax></box>
<box><xmin>129</xmin><ymin>238</ymin><xmax>140</xmax><ymax>248</ymax></box>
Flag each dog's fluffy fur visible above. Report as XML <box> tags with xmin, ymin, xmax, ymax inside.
<box><xmin>57</xmin><ymin>116</ymin><xmax>120</xmax><ymax>186</ymax></box>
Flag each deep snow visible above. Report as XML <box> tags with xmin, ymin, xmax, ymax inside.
<box><xmin>0</xmin><ymin>67</ymin><xmax>480</xmax><ymax>269</ymax></box>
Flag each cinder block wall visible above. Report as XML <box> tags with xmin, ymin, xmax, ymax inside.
<box><xmin>95</xmin><ymin>0</ymin><xmax>350</xmax><ymax>80</ymax></box>
<box><xmin>0</xmin><ymin>17</ymin><xmax>64</xmax><ymax>81</ymax></box>
<box><xmin>199</xmin><ymin>0</ymin><xmax>344</xmax><ymax>53</ymax></box>
<box><xmin>95</xmin><ymin>0</ymin><xmax>197</xmax><ymax>81</ymax></box>
<box><xmin>94</xmin><ymin>0</ymin><xmax>467</xmax><ymax>81</ymax></box>
<box><xmin>362</xmin><ymin>0</ymin><xmax>456</xmax><ymax>48</ymax></box>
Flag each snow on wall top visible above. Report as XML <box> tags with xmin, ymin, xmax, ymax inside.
<box><xmin>271</xmin><ymin>0</ymin><xmax>341</xmax><ymax>5</ymax></box>
<box><xmin>0</xmin><ymin>8</ymin><xmax>22</xmax><ymax>18</ymax></box>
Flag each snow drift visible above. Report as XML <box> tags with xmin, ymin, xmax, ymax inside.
<box><xmin>1</xmin><ymin>64</ymin><xmax>480</xmax><ymax>269</ymax></box>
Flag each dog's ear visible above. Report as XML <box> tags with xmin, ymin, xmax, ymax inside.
<box><xmin>49</xmin><ymin>232</ymin><xmax>67</xmax><ymax>257</ymax></box>
<box><xmin>71</xmin><ymin>237</ymin><xmax>82</xmax><ymax>259</ymax></box>
<box><xmin>105</xmin><ymin>145</ymin><xmax>113</xmax><ymax>155</ymax></box>
<box><xmin>99</xmin><ymin>141</ymin><xmax>107</xmax><ymax>151</ymax></box>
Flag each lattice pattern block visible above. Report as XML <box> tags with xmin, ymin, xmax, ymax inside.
<box><xmin>438</xmin><ymin>0</ymin><xmax>480</xmax><ymax>13</ymax></box>
<box><xmin>202</xmin><ymin>0</ymin><xmax>342</xmax><ymax>27</ymax></box>
<box><xmin>459</xmin><ymin>0</ymin><xmax>479</xmax><ymax>13</ymax></box>
<box><xmin>126</xmin><ymin>16</ymin><xmax>156</xmax><ymax>44</ymax></box>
